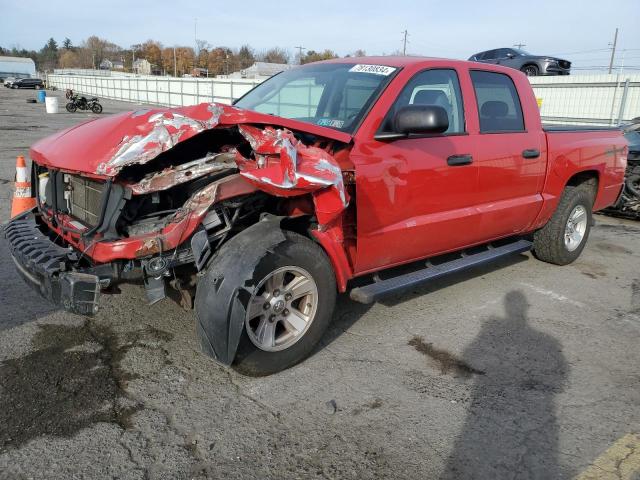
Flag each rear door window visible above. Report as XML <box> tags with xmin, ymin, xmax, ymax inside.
<box><xmin>470</xmin><ymin>70</ymin><xmax>525</xmax><ymax>133</ymax></box>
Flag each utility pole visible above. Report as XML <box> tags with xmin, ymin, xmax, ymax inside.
<box><xmin>173</xmin><ymin>47</ymin><xmax>177</xmax><ymax>77</ymax></box>
<box><xmin>295</xmin><ymin>46</ymin><xmax>306</xmax><ymax>64</ymax></box>
<box><xmin>194</xmin><ymin>18</ymin><xmax>198</xmax><ymax>72</ymax></box>
<box><xmin>608</xmin><ymin>27</ymin><xmax>618</xmax><ymax>74</ymax></box>
<box><xmin>402</xmin><ymin>30</ymin><xmax>409</xmax><ymax>55</ymax></box>
<box><xmin>513</xmin><ymin>42</ymin><xmax>526</xmax><ymax>49</ymax></box>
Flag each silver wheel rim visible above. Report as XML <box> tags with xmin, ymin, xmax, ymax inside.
<box><xmin>245</xmin><ymin>266</ymin><xmax>318</xmax><ymax>352</ymax></box>
<box><xmin>564</xmin><ymin>205</ymin><xmax>588</xmax><ymax>252</ymax></box>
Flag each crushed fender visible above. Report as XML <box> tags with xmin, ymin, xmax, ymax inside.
<box><xmin>235</xmin><ymin>125</ymin><xmax>348</xmax><ymax>226</ymax></box>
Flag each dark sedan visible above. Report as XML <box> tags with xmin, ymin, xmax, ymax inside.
<box><xmin>11</xmin><ymin>78</ymin><xmax>44</xmax><ymax>89</ymax></box>
<box><xmin>469</xmin><ymin>48</ymin><xmax>571</xmax><ymax>76</ymax></box>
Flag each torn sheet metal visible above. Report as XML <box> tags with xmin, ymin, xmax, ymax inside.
<box><xmin>235</xmin><ymin>125</ymin><xmax>348</xmax><ymax>226</ymax></box>
<box><xmin>30</xmin><ymin>101</ymin><xmax>352</xmax><ymax>177</ymax></box>
<box><xmin>126</xmin><ymin>152</ymin><xmax>236</xmax><ymax>195</ymax></box>
<box><xmin>98</xmin><ymin>104</ymin><xmax>224</xmax><ymax>176</ymax></box>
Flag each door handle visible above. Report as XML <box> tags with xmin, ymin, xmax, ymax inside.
<box><xmin>522</xmin><ymin>149</ymin><xmax>540</xmax><ymax>159</ymax></box>
<box><xmin>447</xmin><ymin>154</ymin><xmax>473</xmax><ymax>166</ymax></box>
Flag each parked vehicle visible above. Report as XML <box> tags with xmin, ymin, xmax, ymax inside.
<box><xmin>11</xmin><ymin>78</ymin><xmax>44</xmax><ymax>89</ymax></box>
<box><xmin>5</xmin><ymin>57</ymin><xmax>626</xmax><ymax>375</ymax></box>
<box><xmin>469</xmin><ymin>48</ymin><xmax>571</xmax><ymax>76</ymax></box>
<box><xmin>603</xmin><ymin>121</ymin><xmax>640</xmax><ymax>219</ymax></box>
<box><xmin>66</xmin><ymin>94</ymin><xmax>103</xmax><ymax>114</ymax></box>
<box><xmin>3</xmin><ymin>76</ymin><xmax>16</xmax><ymax>87</ymax></box>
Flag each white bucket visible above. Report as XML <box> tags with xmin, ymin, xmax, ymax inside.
<box><xmin>45</xmin><ymin>96</ymin><xmax>59</xmax><ymax>114</ymax></box>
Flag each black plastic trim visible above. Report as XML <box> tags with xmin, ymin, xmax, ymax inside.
<box><xmin>350</xmin><ymin>239</ymin><xmax>533</xmax><ymax>304</ymax></box>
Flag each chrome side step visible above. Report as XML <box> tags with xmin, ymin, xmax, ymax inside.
<box><xmin>349</xmin><ymin>239</ymin><xmax>533</xmax><ymax>304</ymax></box>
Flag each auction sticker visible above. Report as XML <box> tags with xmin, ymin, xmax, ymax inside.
<box><xmin>349</xmin><ymin>64</ymin><xmax>396</xmax><ymax>76</ymax></box>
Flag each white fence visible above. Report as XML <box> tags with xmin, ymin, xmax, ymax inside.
<box><xmin>47</xmin><ymin>73</ymin><xmax>261</xmax><ymax>107</ymax></box>
<box><xmin>47</xmin><ymin>71</ymin><xmax>640</xmax><ymax>126</ymax></box>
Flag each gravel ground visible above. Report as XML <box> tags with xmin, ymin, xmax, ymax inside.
<box><xmin>0</xmin><ymin>86</ymin><xmax>639</xmax><ymax>479</ymax></box>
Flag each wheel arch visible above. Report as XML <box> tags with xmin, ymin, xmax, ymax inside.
<box><xmin>280</xmin><ymin>214</ymin><xmax>352</xmax><ymax>293</ymax></box>
<box><xmin>531</xmin><ymin>169</ymin><xmax>601</xmax><ymax>231</ymax></box>
<box><xmin>566</xmin><ymin>169</ymin><xmax>600</xmax><ymax>201</ymax></box>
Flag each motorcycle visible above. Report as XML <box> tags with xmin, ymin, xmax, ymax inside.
<box><xmin>65</xmin><ymin>94</ymin><xmax>103</xmax><ymax>114</ymax></box>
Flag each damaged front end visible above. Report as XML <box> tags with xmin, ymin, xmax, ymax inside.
<box><xmin>7</xmin><ymin>102</ymin><xmax>354</xmax><ymax>315</ymax></box>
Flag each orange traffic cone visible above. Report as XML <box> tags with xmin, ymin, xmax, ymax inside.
<box><xmin>10</xmin><ymin>156</ymin><xmax>36</xmax><ymax>218</ymax></box>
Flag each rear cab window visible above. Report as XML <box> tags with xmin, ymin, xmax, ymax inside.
<box><xmin>470</xmin><ymin>70</ymin><xmax>525</xmax><ymax>133</ymax></box>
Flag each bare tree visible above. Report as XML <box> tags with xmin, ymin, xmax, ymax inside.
<box><xmin>259</xmin><ymin>47</ymin><xmax>290</xmax><ymax>64</ymax></box>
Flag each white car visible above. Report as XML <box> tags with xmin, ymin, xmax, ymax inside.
<box><xmin>3</xmin><ymin>77</ymin><xmax>16</xmax><ymax>88</ymax></box>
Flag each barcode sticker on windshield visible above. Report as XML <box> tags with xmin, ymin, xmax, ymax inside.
<box><xmin>349</xmin><ymin>64</ymin><xmax>396</xmax><ymax>76</ymax></box>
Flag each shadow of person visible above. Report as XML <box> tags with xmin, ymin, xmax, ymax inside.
<box><xmin>441</xmin><ymin>290</ymin><xmax>568</xmax><ymax>480</ymax></box>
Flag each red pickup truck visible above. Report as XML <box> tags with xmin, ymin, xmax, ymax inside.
<box><xmin>5</xmin><ymin>57</ymin><xmax>627</xmax><ymax>375</ymax></box>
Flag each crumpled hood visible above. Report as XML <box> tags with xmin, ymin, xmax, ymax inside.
<box><xmin>29</xmin><ymin>102</ymin><xmax>352</xmax><ymax>176</ymax></box>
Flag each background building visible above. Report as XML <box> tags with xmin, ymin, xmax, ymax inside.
<box><xmin>133</xmin><ymin>58</ymin><xmax>152</xmax><ymax>75</ymax></box>
<box><xmin>99</xmin><ymin>59</ymin><xmax>125</xmax><ymax>70</ymax></box>
<box><xmin>0</xmin><ymin>56</ymin><xmax>36</xmax><ymax>81</ymax></box>
<box><xmin>225</xmin><ymin>62</ymin><xmax>293</xmax><ymax>80</ymax></box>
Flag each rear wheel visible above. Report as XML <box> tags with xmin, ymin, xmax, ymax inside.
<box><xmin>533</xmin><ymin>185</ymin><xmax>594</xmax><ymax>265</ymax></box>
<box><xmin>91</xmin><ymin>103</ymin><xmax>103</xmax><ymax>114</ymax></box>
<box><xmin>66</xmin><ymin>102</ymin><xmax>77</xmax><ymax>113</ymax></box>
<box><xmin>521</xmin><ymin>64</ymin><xmax>539</xmax><ymax>76</ymax></box>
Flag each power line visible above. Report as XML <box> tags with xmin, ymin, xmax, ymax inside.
<box><xmin>551</xmin><ymin>48</ymin><xmax>610</xmax><ymax>56</ymax></box>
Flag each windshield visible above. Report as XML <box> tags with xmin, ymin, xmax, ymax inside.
<box><xmin>234</xmin><ymin>63</ymin><xmax>398</xmax><ymax>133</ymax></box>
<box><xmin>514</xmin><ymin>49</ymin><xmax>531</xmax><ymax>56</ymax></box>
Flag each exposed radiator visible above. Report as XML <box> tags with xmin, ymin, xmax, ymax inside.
<box><xmin>68</xmin><ymin>175</ymin><xmax>105</xmax><ymax>227</ymax></box>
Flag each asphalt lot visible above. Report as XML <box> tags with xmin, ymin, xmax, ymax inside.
<box><xmin>0</xmin><ymin>86</ymin><xmax>639</xmax><ymax>479</ymax></box>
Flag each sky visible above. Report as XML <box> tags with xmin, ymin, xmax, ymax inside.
<box><xmin>1</xmin><ymin>0</ymin><xmax>639</xmax><ymax>72</ymax></box>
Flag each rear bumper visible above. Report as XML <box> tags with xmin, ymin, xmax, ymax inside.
<box><xmin>4</xmin><ymin>211</ymin><xmax>102</xmax><ymax>316</ymax></box>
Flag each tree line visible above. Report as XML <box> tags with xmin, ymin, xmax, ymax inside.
<box><xmin>0</xmin><ymin>36</ymin><xmax>367</xmax><ymax>76</ymax></box>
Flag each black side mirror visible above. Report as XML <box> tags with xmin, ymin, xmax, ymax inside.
<box><xmin>375</xmin><ymin>105</ymin><xmax>449</xmax><ymax>140</ymax></box>
<box><xmin>506</xmin><ymin>53</ymin><xmax>516</xmax><ymax>58</ymax></box>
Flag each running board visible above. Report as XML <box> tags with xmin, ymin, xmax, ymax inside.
<box><xmin>349</xmin><ymin>239</ymin><xmax>533</xmax><ymax>304</ymax></box>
